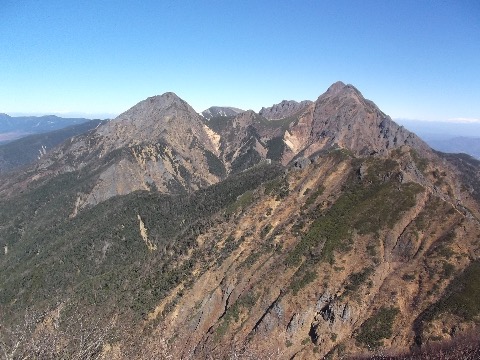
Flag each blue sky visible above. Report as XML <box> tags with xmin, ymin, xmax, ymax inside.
<box><xmin>1</xmin><ymin>0</ymin><xmax>479</xmax><ymax>121</ymax></box>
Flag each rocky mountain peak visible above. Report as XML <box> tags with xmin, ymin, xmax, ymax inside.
<box><xmin>324</xmin><ymin>80</ymin><xmax>347</xmax><ymax>95</ymax></box>
<box><xmin>259</xmin><ymin>99</ymin><xmax>313</xmax><ymax>120</ymax></box>
<box><xmin>309</xmin><ymin>82</ymin><xmax>430</xmax><ymax>156</ymax></box>
<box><xmin>147</xmin><ymin>91</ymin><xmax>192</xmax><ymax>109</ymax></box>
<box><xmin>275</xmin><ymin>82</ymin><xmax>431</xmax><ymax>162</ymax></box>
<box><xmin>116</xmin><ymin>92</ymin><xmax>194</xmax><ymax>122</ymax></box>
<box><xmin>22</xmin><ymin>91</ymin><xmax>224</xmax><ymax>209</ymax></box>
<box><xmin>318</xmin><ymin>81</ymin><xmax>365</xmax><ymax>103</ymax></box>
<box><xmin>95</xmin><ymin>92</ymin><xmax>201</xmax><ymax>147</ymax></box>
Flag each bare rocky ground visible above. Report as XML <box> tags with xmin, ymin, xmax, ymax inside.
<box><xmin>0</xmin><ymin>82</ymin><xmax>479</xmax><ymax>359</ymax></box>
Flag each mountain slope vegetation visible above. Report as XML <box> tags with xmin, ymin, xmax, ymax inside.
<box><xmin>0</xmin><ymin>83</ymin><xmax>479</xmax><ymax>359</ymax></box>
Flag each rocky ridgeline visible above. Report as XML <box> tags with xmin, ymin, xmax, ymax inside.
<box><xmin>0</xmin><ymin>82</ymin><xmax>431</xmax><ymax>210</ymax></box>
<box><xmin>0</xmin><ymin>82</ymin><xmax>479</xmax><ymax>359</ymax></box>
<box><xmin>259</xmin><ymin>99</ymin><xmax>313</xmax><ymax>120</ymax></box>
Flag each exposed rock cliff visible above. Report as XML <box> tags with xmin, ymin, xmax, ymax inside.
<box><xmin>18</xmin><ymin>93</ymin><xmax>225</xmax><ymax>210</ymax></box>
<box><xmin>259</xmin><ymin>100</ymin><xmax>313</xmax><ymax>120</ymax></box>
<box><xmin>1</xmin><ymin>83</ymin><xmax>479</xmax><ymax>359</ymax></box>
<box><xmin>0</xmin><ymin>82</ymin><xmax>430</xmax><ymax>211</ymax></box>
<box><xmin>278</xmin><ymin>82</ymin><xmax>430</xmax><ymax>164</ymax></box>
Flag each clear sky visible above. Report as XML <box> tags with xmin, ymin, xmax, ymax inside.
<box><xmin>1</xmin><ymin>0</ymin><xmax>479</xmax><ymax>121</ymax></box>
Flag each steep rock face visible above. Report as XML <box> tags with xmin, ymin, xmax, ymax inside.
<box><xmin>27</xmin><ymin>93</ymin><xmax>224</xmax><ymax>210</ymax></box>
<box><xmin>141</xmin><ymin>151</ymin><xmax>480</xmax><ymax>359</ymax></box>
<box><xmin>213</xmin><ymin>110</ymin><xmax>269</xmax><ymax>173</ymax></box>
<box><xmin>310</xmin><ymin>82</ymin><xmax>429</xmax><ymax>155</ymax></box>
<box><xmin>1</xmin><ymin>83</ymin><xmax>480</xmax><ymax>359</ymax></box>
<box><xmin>259</xmin><ymin>100</ymin><xmax>313</xmax><ymax>120</ymax></box>
<box><xmin>280</xmin><ymin>82</ymin><xmax>430</xmax><ymax>164</ymax></box>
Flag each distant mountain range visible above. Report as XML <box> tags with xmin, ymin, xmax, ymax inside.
<box><xmin>201</xmin><ymin>106</ymin><xmax>244</xmax><ymax>120</ymax></box>
<box><xmin>0</xmin><ymin>120</ymin><xmax>106</xmax><ymax>173</ymax></box>
<box><xmin>423</xmin><ymin>136</ymin><xmax>480</xmax><ymax>160</ymax></box>
<box><xmin>0</xmin><ymin>114</ymin><xmax>92</xmax><ymax>144</ymax></box>
<box><xmin>397</xmin><ymin>119</ymin><xmax>480</xmax><ymax>159</ymax></box>
<box><xmin>0</xmin><ymin>83</ymin><xmax>479</xmax><ymax>359</ymax></box>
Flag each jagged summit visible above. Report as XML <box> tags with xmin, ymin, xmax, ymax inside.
<box><xmin>143</xmin><ymin>92</ymin><xmax>189</xmax><ymax>108</ymax></box>
<box><xmin>112</xmin><ymin>92</ymin><xmax>194</xmax><ymax>124</ymax></box>
<box><xmin>96</xmin><ymin>91</ymin><xmax>202</xmax><ymax>148</ymax></box>
<box><xmin>261</xmin><ymin>81</ymin><xmax>431</xmax><ymax>163</ymax></box>
<box><xmin>259</xmin><ymin>99</ymin><xmax>313</xmax><ymax>120</ymax></box>
<box><xmin>1</xmin><ymin>81</ymin><xmax>480</xmax><ymax>360</ymax></box>
<box><xmin>309</xmin><ymin>81</ymin><xmax>430</xmax><ymax>155</ymax></box>
<box><xmin>3</xmin><ymin>81</ymin><xmax>431</xmax><ymax>208</ymax></box>
<box><xmin>324</xmin><ymin>80</ymin><xmax>347</xmax><ymax>95</ymax></box>
<box><xmin>319</xmin><ymin>81</ymin><xmax>364</xmax><ymax>102</ymax></box>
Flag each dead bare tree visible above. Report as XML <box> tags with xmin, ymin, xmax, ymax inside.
<box><xmin>0</xmin><ymin>305</ymin><xmax>116</xmax><ymax>360</ymax></box>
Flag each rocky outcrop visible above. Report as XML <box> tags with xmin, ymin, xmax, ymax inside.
<box><xmin>259</xmin><ymin>100</ymin><xmax>313</xmax><ymax>120</ymax></box>
<box><xmin>286</xmin><ymin>82</ymin><xmax>431</xmax><ymax>160</ymax></box>
<box><xmin>28</xmin><ymin>93</ymin><xmax>225</xmax><ymax>210</ymax></box>
<box><xmin>1</xmin><ymin>82</ymin><xmax>480</xmax><ymax>360</ymax></box>
<box><xmin>309</xmin><ymin>291</ymin><xmax>354</xmax><ymax>345</ymax></box>
<box><xmin>208</xmin><ymin>110</ymin><xmax>269</xmax><ymax>173</ymax></box>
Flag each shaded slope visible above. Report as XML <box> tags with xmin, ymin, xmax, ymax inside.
<box><xmin>0</xmin><ymin>119</ymin><xmax>105</xmax><ymax>173</ymax></box>
<box><xmin>0</xmin><ymin>114</ymin><xmax>90</xmax><ymax>143</ymax></box>
<box><xmin>0</xmin><ymin>163</ymin><xmax>284</xmax><ymax>343</ymax></box>
<box><xmin>0</xmin><ymin>93</ymin><xmax>226</xmax><ymax>211</ymax></box>
<box><xmin>0</xmin><ymin>83</ymin><xmax>479</xmax><ymax>359</ymax></box>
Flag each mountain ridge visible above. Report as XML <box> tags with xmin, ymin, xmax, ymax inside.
<box><xmin>3</xmin><ymin>82</ymin><xmax>430</xmax><ymax>209</ymax></box>
<box><xmin>0</xmin><ymin>114</ymin><xmax>92</xmax><ymax>144</ymax></box>
<box><xmin>259</xmin><ymin>99</ymin><xmax>313</xmax><ymax>120</ymax></box>
<box><xmin>0</xmin><ymin>119</ymin><xmax>105</xmax><ymax>173</ymax></box>
<box><xmin>0</xmin><ymin>82</ymin><xmax>479</xmax><ymax>359</ymax></box>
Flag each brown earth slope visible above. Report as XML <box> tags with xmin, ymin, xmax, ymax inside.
<box><xmin>133</xmin><ymin>148</ymin><xmax>480</xmax><ymax>359</ymax></box>
<box><xmin>0</xmin><ymin>83</ymin><xmax>479</xmax><ymax>359</ymax></box>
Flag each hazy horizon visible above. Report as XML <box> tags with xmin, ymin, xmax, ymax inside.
<box><xmin>1</xmin><ymin>1</ymin><xmax>479</xmax><ymax>122</ymax></box>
